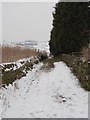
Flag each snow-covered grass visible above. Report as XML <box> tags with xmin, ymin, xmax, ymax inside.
<box><xmin>0</xmin><ymin>62</ymin><xmax>88</xmax><ymax>118</ymax></box>
<box><xmin>1</xmin><ymin>57</ymin><xmax>40</xmax><ymax>86</ymax></box>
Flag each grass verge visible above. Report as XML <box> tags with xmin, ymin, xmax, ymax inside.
<box><xmin>1</xmin><ymin>60</ymin><xmax>38</xmax><ymax>86</ymax></box>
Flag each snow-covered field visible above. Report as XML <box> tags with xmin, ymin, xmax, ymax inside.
<box><xmin>0</xmin><ymin>62</ymin><xmax>88</xmax><ymax>118</ymax></box>
<box><xmin>2</xmin><ymin>40</ymin><xmax>50</xmax><ymax>54</ymax></box>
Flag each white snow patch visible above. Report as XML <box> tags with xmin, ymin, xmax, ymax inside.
<box><xmin>4</xmin><ymin>68</ymin><xmax>12</xmax><ymax>72</ymax></box>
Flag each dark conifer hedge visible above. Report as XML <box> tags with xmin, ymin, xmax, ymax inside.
<box><xmin>49</xmin><ymin>2</ymin><xmax>89</xmax><ymax>56</ymax></box>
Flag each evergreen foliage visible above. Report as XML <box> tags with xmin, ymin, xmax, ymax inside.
<box><xmin>49</xmin><ymin>2</ymin><xmax>89</xmax><ymax>56</ymax></box>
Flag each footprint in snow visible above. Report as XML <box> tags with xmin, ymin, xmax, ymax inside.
<box><xmin>30</xmin><ymin>113</ymin><xmax>35</xmax><ymax>117</ymax></box>
<box><xmin>54</xmin><ymin>94</ymin><xmax>67</xmax><ymax>103</ymax></box>
<box><xmin>53</xmin><ymin>113</ymin><xmax>58</xmax><ymax>117</ymax></box>
<box><xmin>35</xmin><ymin>110</ymin><xmax>43</xmax><ymax>113</ymax></box>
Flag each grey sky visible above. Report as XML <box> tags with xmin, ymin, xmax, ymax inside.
<box><xmin>2</xmin><ymin>2</ymin><xmax>56</xmax><ymax>43</ymax></box>
<box><xmin>0</xmin><ymin>2</ymin><xmax>2</xmax><ymax>44</ymax></box>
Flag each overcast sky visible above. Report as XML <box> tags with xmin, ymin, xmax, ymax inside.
<box><xmin>0</xmin><ymin>2</ymin><xmax>2</xmax><ymax>44</ymax></box>
<box><xmin>2</xmin><ymin>2</ymin><xmax>56</xmax><ymax>43</ymax></box>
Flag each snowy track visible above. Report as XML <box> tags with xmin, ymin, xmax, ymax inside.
<box><xmin>1</xmin><ymin>62</ymin><xmax>88</xmax><ymax>118</ymax></box>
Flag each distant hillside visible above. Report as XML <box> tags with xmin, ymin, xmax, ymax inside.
<box><xmin>15</xmin><ymin>40</ymin><xmax>50</xmax><ymax>53</ymax></box>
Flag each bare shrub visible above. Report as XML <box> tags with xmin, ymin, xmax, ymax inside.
<box><xmin>41</xmin><ymin>59</ymin><xmax>54</xmax><ymax>72</ymax></box>
<box><xmin>82</xmin><ymin>47</ymin><xmax>88</xmax><ymax>61</ymax></box>
<box><xmin>37</xmin><ymin>52</ymin><xmax>48</xmax><ymax>61</ymax></box>
<box><xmin>13</xmin><ymin>81</ymin><xmax>19</xmax><ymax>92</ymax></box>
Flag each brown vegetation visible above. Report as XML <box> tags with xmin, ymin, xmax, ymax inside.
<box><xmin>82</xmin><ymin>47</ymin><xmax>89</xmax><ymax>61</ymax></box>
<box><xmin>1</xmin><ymin>45</ymin><xmax>39</xmax><ymax>63</ymax></box>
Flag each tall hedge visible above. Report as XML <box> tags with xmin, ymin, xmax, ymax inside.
<box><xmin>49</xmin><ymin>2</ymin><xmax>89</xmax><ymax>56</ymax></box>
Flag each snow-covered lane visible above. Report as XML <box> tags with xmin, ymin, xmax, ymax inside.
<box><xmin>1</xmin><ymin>62</ymin><xmax>88</xmax><ymax>118</ymax></box>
